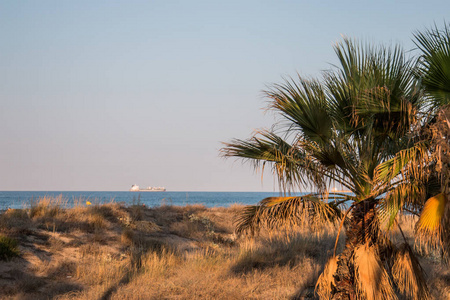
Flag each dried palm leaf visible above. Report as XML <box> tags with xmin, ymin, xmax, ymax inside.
<box><xmin>392</xmin><ymin>243</ymin><xmax>430</xmax><ymax>300</ymax></box>
<box><xmin>315</xmin><ymin>256</ymin><xmax>338</xmax><ymax>299</ymax></box>
<box><xmin>416</xmin><ymin>192</ymin><xmax>450</xmax><ymax>258</ymax></box>
<box><xmin>354</xmin><ymin>244</ymin><xmax>397</xmax><ymax>300</ymax></box>
<box><xmin>234</xmin><ymin>195</ymin><xmax>343</xmax><ymax>235</ymax></box>
<box><xmin>417</xmin><ymin>193</ymin><xmax>448</xmax><ymax>233</ymax></box>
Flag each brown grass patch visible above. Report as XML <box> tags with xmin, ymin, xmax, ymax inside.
<box><xmin>0</xmin><ymin>198</ymin><xmax>448</xmax><ymax>299</ymax></box>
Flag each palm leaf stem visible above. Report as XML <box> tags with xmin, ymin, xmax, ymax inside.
<box><xmin>374</xmin><ymin>178</ymin><xmax>407</xmax><ymax>192</ymax></box>
<box><xmin>395</xmin><ymin>218</ymin><xmax>411</xmax><ymax>247</ymax></box>
<box><xmin>331</xmin><ymin>192</ymin><xmax>358</xmax><ymax>199</ymax></box>
<box><xmin>305</xmin><ymin>192</ymin><xmax>355</xmax><ymax>204</ymax></box>
<box><xmin>319</xmin><ymin>171</ymin><xmax>355</xmax><ymax>191</ymax></box>
<box><xmin>403</xmin><ymin>208</ymin><xmax>420</xmax><ymax>217</ymax></box>
<box><xmin>373</xmin><ymin>178</ymin><xmax>410</xmax><ymax>197</ymax></box>
<box><xmin>334</xmin><ymin>199</ymin><xmax>353</xmax><ymax>206</ymax></box>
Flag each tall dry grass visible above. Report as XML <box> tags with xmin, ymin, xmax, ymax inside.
<box><xmin>0</xmin><ymin>197</ymin><xmax>448</xmax><ymax>299</ymax></box>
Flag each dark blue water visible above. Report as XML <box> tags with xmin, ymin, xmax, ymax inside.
<box><xmin>0</xmin><ymin>191</ymin><xmax>295</xmax><ymax>210</ymax></box>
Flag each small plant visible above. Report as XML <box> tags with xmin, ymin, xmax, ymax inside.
<box><xmin>121</xmin><ymin>228</ymin><xmax>135</xmax><ymax>246</ymax></box>
<box><xmin>189</xmin><ymin>214</ymin><xmax>215</xmax><ymax>236</ymax></box>
<box><xmin>0</xmin><ymin>235</ymin><xmax>20</xmax><ymax>260</ymax></box>
<box><xmin>29</xmin><ymin>195</ymin><xmax>66</xmax><ymax>219</ymax></box>
<box><xmin>130</xmin><ymin>195</ymin><xmax>144</xmax><ymax>221</ymax></box>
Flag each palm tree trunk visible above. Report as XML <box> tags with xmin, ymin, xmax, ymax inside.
<box><xmin>331</xmin><ymin>198</ymin><xmax>379</xmax><ymax>300</ymax></box>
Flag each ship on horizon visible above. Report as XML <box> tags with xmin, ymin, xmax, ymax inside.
<box><xmin>129</xmin><ymin>184</ymin><xmax>166</xmax><ymax>192</ymax></box>
<box><xmin>330</xmin><ymin>187</ymin><xmax>352</xmax><ymax>193</ymax></box>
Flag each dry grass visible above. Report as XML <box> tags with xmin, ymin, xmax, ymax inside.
<box><xmin>0</xmin><ymin>197</ymin><xmax>448</xmax><ymax>299</ymax></box>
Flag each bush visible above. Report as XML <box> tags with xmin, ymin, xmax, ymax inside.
<box><xmin>0</xmin><ymin>208</ymin><xmax>31</xmax><ymax>230</ymax></box>
<box><xmin>0</xmin><ymin>235</ymin><xmax>20</xmax><ymax>260</ymax></box>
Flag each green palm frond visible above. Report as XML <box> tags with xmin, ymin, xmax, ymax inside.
<box><xmin>356</xmin><ymin>93</ymin><xmax>419</xmax><ymax>139</ymax></box>
<box><xmin>378</xmin><ymin>182</ymin><xmax>426</xmax><ymax>230</ymax></box>
<box><xmin>234</xmin><ymin>195</ymin><xmax>344</xmax><ymax>235</ymax></box>
<box><xmin>414</xmin><ymin>23</ymin><xmax>450</xmax><ymax>108</ymax></box>
<box><xmin>340</xmin><ymin>44</ymin><xmax>419</xmax><ymax>142</ymax></box>
<box><xmin>266</xmin><ymin>77</ymin><xmax>332</xmax><ymax>143</ymax></box>
<box><xmin>378</xmin><ymin>193</ymin><xmax>402</xmax><ymax>231</ymax></box>
<box><xmin>222</xmin><ymin>130</ymin><xmax>295</xmax><ymax>164</ymax></box>
<box><xmin>373</xmin><ymin>142</ymin><xmax>428</xmax><ymax>185</ymax></box>
<box><xmin>221</xmin><ymin>130</ymin><xmax>323</xmax><ymax>191</ymax></box>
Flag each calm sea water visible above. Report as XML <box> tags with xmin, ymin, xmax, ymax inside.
<box><xmin>0</xmin><ymin>191</ymin><xmax>296</xmax><ymax>210</ymax></box>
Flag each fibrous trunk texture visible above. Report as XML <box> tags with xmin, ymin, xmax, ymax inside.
<box><xmin>331</xmin><ymin>199</ymin><xmax>379</xmax><ymax>300</ymax></box>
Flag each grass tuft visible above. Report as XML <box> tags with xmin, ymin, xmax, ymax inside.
<box><xmin>0</xmin><ymin>235</ymin><xmax>20</xmax><ymax>260</ymax></box>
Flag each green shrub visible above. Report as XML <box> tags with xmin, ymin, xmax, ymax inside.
<box><xmin>0</xmin><ymin>235</ymin><xmax>20</xmax><ymax>260</ymax></box>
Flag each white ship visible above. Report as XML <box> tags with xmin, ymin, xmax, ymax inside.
<box><xmin>130</xmin><ymin>184</ymin><xmax>166</xmax><ymax>192</ymax></box>
<box><xmin>330</xmin><ymin>187</ymin><xmax>352</xmax><ymax>193</ymax></box>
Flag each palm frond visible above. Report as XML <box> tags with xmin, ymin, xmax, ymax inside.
<box><xmin>417</xmin><ymin>192</ymin><xmax>448</xmax><ymax>233</ymax></box>
<box><xmin>414</xmin><ymin>23</ymin><xmax>450</xmax><ymax>109</ymax></box>
<box><xmin>234</xmin><ymin>195</ymin><xmax>343</xmax><ymax>235</ymax></box>
<box><xmin>221</xmin><ymin>130</ymin><xmax>319</xmax><ymax>191</ymax></box>
<box><xmin>266</xmin><ymin>76</ymin><xmax>332</xmax><ymax>144</ymax></box>
<box><xmin>392</xmin><ymin>243</ymin><xmax>430</xmax><ymax>300</ymax></box>
<box><xmin>349</xmin><ymin>42</ymin><xmax>420</xmax><ymax>138</ymax></box>
<box><xmin>315</xmin><ymin>256</ymin><xmax>338</xmax><ymax>299</ymax></box>
<box><xmin>354</xmin><ymin>244</ymin><xmax>397</xmax><ymax>300</ymax></box>
<box><xmin>373</xmin><ymin>142</ymin><xmax>428</xmax><ymax>185</ymax></box>
<box><xmin>233</xmin><ymin>205</ymin><xmax>264</xmax><ymax>236</ymax></box>
<box><xmin>416</xmin><ymin>192</ymin><xmax>450</xmax><ymax>259</ymax></box>
<box><xmin>378</xmin><ymin>181</ymin><xmax>426</xmax><ymax>230</ymax></box>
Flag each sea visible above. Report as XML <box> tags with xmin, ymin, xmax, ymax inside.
<box><xmin>0</xmin><ymin>191</ymin><xmax>298</xmax><ymax>210</ymax></box>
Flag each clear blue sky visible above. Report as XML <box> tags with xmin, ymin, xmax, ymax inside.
<box><xmin>0</xmin><ymin>1</ymin><xmax>448</xmax><ymax>191</ymax></box>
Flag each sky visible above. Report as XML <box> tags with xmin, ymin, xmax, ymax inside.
<box><xmin>0</xmin><ymin>1</ymin><xmax>449</xmax><ymax>192</ymax></box>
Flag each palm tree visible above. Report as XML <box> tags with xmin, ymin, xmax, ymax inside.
<box><xmin>221</xmin><ymin>35</ymin><xmax>447</xmax><ymax>299</ymax></box>
<box><xmin>412</xmin><ymin>24</ymin><xmax>450</xmax><ymax>261</ymax></box>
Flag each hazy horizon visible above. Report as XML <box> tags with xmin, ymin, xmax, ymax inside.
<box><xmin>1</xmin><ymin>1</ymin><xmax>449</xmax><ymax>192</ymax></box>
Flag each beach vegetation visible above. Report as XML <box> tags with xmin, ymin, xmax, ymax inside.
<box><xmin>0</xmin><ymin>197</ymin><xmax>448</xmax><ymax>298</ymax></box>
<box><xmin>0</xmin><ymin>235</ymin><xmax>19</xmax><ymax>261</ymax></box>
<box><xmin>222</xmin><ymin>23</ymin><xmax>450</xmax><ymax>299</ymax></box>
